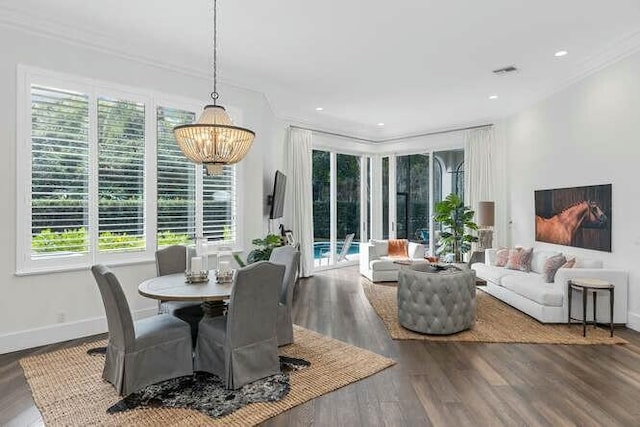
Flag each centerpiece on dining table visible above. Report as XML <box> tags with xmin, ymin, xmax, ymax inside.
<box><xmin>185</xmin><ymin>237</ymin><xmax>210</xmax><ymax>283</ymax></box>
<box><xmin>215</xmin><ymin>248</ymin><xmax>234</xmax><ymax>283</ymax></box>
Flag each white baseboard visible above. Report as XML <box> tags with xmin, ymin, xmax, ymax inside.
<box><xmin>626</xmin><ymin>311</ymin><xmax>640</xmax><ymax>332</ymax></box>
<box><xmin>0</xmin><ymin>307</ymin><xmax>157</xmax><ymax>354</ymax></box>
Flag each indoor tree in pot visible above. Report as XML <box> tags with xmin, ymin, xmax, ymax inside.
<box><xmin>433</xmin><ymin>193</ymin><xmax>478</xmax><ymax>263</ymax></box>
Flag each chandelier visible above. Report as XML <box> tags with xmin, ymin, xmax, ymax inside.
<box><xmin>173</xmin><ymin>0</ymin><xmax>254</xmax><ymax>175</ymax></box>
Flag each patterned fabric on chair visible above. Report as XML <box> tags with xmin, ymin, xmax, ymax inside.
<box><xmin>194</xmin><ymin>261</ymin><xmax>284</xmax><ymax>389</ymax></box>
<box><xmin>155</xmin><ymin>245</ymin><xmax>204</xmax><ymax>344</ymax></box>
<box><xmin>91</xmin><ymin>265</ymin><xmax>193</xmax><ymax>395</ymax></box>
<box><xmin>269</xmin><ymin>245</ymin><xmax>301</xmax><ymax>346</ymax></box>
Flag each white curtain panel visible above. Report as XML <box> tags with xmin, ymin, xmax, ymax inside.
<box><xmin>284</xmin><ymin>128</ymin><xmax>315</xmax><ymax>277</ymax></box>
<box><xmin>464</xmin><ymin>126</ymin><xmax>508</xmax><ymax>248</ymax></box>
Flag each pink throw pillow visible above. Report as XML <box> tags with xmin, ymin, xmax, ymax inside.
<box><xmin>505</xmin><ymin>247</ymin><xmax>533</xmax><ymax>272</ymax></box>
<box><xmin>543</xmin><ymin>254</ymin><xmax>567</xmax><ymax>283</ymax></box>
<box><xmin>562</xmin><ymin>258</ymin><xmax>576</xmax><ymax>268</ymax></box>
<box><xmin>495</xmin><ymin>248</ymin><xmax>509</xmax><ymax>267</ymax></box>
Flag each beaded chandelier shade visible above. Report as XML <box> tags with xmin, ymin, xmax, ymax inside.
<box><xmin>173</xmin><ymin>105</ymin><xmax>254</xmax><ymax>175</ymax></box>
<box><xmin>173</xmin><ymin>0</ymin><xmax>255</xmax><ymax>175</ymax></box>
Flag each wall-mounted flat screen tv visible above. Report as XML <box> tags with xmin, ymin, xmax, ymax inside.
<box><xmin>269</xmin><ymin>170</ymin><xmax>286</xmax><ymax>219</ymax></box>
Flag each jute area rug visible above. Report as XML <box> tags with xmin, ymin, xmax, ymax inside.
<box><xmin>20</xmin><ymin>326</ymin><xmax>394</xmax><ymax>426</ymax></box>
<box><xmin>362</xmin><ymin>278</ymin><xmax>627</xmax><ymax>345</ymax></box>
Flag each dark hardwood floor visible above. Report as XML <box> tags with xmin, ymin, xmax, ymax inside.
<box><xmin>2</xmin><ymin>265</ymin><xmax>640</xmax><ymax>426</ymax></box>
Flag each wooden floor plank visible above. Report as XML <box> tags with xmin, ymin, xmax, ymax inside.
<box><xmin>3</xmin><ymin>265</ymin><xmax>640</xmax><ymax>426</ymax></box>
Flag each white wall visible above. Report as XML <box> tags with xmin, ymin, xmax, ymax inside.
<box><xmin>0</xmin><ymin>26</ymin><xmax>276</xmax><ymax>352</ymax></box>
<box><xmin>505</xmin><ymin>50</ymin><xmax>640</xmax><ymax>329</ymax></box>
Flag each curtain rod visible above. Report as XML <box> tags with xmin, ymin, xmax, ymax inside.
<box><xmin>289</xmin><ymin>125</ymin><xmax>373</xmax><ymax>143</ymax></box>
<box><xmin>289</xmin><ymin>123</ymin><xmax>493</xmax><ymax>143</ymax></box>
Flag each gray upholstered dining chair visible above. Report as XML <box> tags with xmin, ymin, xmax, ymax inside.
<box><xmin>269</xmin><ymin>245</ymin><xmax>300</xmax><ymax>346</ymax></box>
<box><xmin>91</xmin><ymin>265</ymin><xmax>193</xmax><ymax>396</ymax></box>
<box><xmin>194</xmin><ymin>261</ymin><xmax>284</xmax><ymax>389</ymax></box>
<box><xmin>155</xmin><ymin>245</ymin><xmax>204</xmax><ymax>343</ymax></box>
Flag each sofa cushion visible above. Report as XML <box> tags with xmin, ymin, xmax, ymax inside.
<box><xmin>543</xmin><ymin>254</ymin><xmax>567</xmax><ymax>283</ymax></box>
<box><xmin>370</xmin><ymin>239</ymin><xmax>388</xmax><ymax>257</ymax></box>
<box><xmin>408</xmin><ymin>242</ymin><xmax>425</xmax><ymax>259</ymax></box>
<box><xmin>562</xmin><ymin>254</ymin><xmax>603</xmax><ymax>268</ymax></box>
<box><xmin>500</xmin><ymin>275</ymin><xmax>563</xmax><ymax>307</ymax></box>
<box><xmin>576</xmin><ymin>258</ymin><xmax>603</xmax><ymax>269</ymax></box>
<box><xmin>505</xmin><ymin>247</ymin><xmax>533</xmax><ymax>272</ymax></box>
<box><xmin>370</xmin><ymin>259</ymin><xmax>400</xmax><ymax>272</ymax></box>
<box><xmin>471</xmin><ymin>263</ymin><xmax>529</xmax><ymax>285</ymax></box>
<box><xmin>530</xmin><ymin>250</ymin><xmax>561</xmax><ymax>274</ymax></box>
<box><xmin>388</xmin><ymin>239</ymin><xmax>408</xmax><ymax>257</ymax></box>
<box><xmin>495</xmin><ymin>249</ymin><xmax>509</xmax><ymax>267</ymax></box>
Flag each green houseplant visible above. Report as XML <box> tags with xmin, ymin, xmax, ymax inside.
<box><xmin>244</xmin><ymin>234</ymin><xmax>283</xmax><ymax>264</ymax></box>
<box><xmin>433</xmin><ymin>193</ymin><xmax>478</xmax><ymax>262</ymax></box>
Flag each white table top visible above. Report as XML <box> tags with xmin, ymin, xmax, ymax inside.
<box><xmin>138</xmin><ymin>271</ymin><xmax>232</xmax><ymax>302</ymax></box>
<box><xmin>569</xmin><ymin>278</ymin><xmax>614</xmax><ymax>289</ymax></box>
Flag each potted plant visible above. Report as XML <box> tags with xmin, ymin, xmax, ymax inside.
<box><xmin>237</xmin><ymin>234</ymin><xmax>283</xmax><ymax>266</ymax></box>
<box><xmin>433</xmin><ymin>193</ymin><xmax>478</xmax><ymax>263</ymax></box>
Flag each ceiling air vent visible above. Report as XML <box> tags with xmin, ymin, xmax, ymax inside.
<box><xmin>492</xmin><ymin>65</ymin><xmax>518</xmax><ymax>75</ymax></box>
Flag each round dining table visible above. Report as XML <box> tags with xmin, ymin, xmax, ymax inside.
<box><xmin>138</xmin><ymin>271</ymin><xmax>233</xmax><ymax>317</ymax></box>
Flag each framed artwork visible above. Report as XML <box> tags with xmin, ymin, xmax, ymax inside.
<box><xmin>284</xmin><ymin>231</ymin><xmax>295</xmax><ymax>246</ymax></box>
<box><xmin>534</xmin><ymin>184</ymin><xmax>611</xmax><ymax>252</ymax></box>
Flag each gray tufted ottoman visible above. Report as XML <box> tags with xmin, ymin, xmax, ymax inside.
<box><xmin>397</xmin><ymin>263</ymin><xmax>476</xmax><ymax>335</ymax></box>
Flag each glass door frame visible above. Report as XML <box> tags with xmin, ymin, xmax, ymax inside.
<box><xmin>377</xmin><ymin>148</ymin><xmax>462</xmax><ymax>257</ymax></box>
<box><xmin>313</xmin><ymin>149</ymin><xmax>369</xmax><ymax>271</ymax></box>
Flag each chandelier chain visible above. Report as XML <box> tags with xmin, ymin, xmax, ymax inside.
<box><xmin>211</xmin><ymin>0</ymin><xmax>219</xmax><ymax>104</ymax></box>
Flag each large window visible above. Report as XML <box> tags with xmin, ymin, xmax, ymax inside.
<box><xmin>98</xmin><ymin>97</ymin><xmax>146</xmax><ymax>252</ymax></box>
<box><xmin>312</xmin><ymin>150</ymin><xmax>363</xmax><ymax>268</ymax></box>
<box><xmin>312</xmin><ymin>150</ymin><xmax>330</xmax><ymax>265</ymax></box>
<box><xmin>336</xmin><ymin>153</ymin><xmax>361</xmax><ymax>255</ymax></box>
<box><xmin>18</xmin><ymin>68</ymin><xmax>241</xmax><ymax>273</ymax></box>
<box><xmin>396</xmin><ymin>154</ymin><xmax>430</xmax><ymax>243</ymax></box>
<box><xmin>156</xmin><ymin>107</ymin><xmax>197</xmax><ymax>246</ymax></box>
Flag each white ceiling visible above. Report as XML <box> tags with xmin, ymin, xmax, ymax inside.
<box><xmin>3</xmin><ymin>0</ymin><xmax>640</xmax><ymax>141</ymax></box>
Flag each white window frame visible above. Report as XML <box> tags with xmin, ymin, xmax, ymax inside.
<box><xmin>16</xmin><ymin>65</ymin><xmax>244</xmax><ymax>275</ymax></box>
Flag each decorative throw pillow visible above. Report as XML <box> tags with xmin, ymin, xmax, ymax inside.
<box><xmin>543</xmin><ymin>254</ymin><xmax>567</xmax><ymax>283</ymax></box>
<box><xmin>495</xmin><ymin>248</ymin><xmax>509</xmax><ymax>267</ymax></box>
<box><xmin>387</xmin><ymin>239</ymin><xmax>408</xmax><ymax>258</ymax></box>
<box><xmin>562</xmin><ymin>258</ymin><xmax>576</xmax><ymax>269</ymax></box>
<box><xmin>505</xmin><ymin>247</ymin><xmax>533</xmax><ymax>272</ymax></box>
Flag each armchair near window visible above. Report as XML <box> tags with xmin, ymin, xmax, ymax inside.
<box><xmin>359</xmin><ymin>239</ymin><xmax>426</xmax><ymax>282</ymax></box>
<box><xmin>91</xmin><ymin>265</ymin><xmax>193</xmax><ymax>395</ymax></box>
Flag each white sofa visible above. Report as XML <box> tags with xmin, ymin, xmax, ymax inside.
<box><xmin>360</xmin><ymin>240</ymin><xmax>426</xmax><ymax>282</ymax></box>
<box><xmin>471</xmin><ymin>248</ymin><xmax>628</xmax><ymax>324</ymax></box>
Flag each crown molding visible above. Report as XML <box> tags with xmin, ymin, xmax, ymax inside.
<box><xmin>0</xmin><ymin>4</ymin><xmax>268</xmax><ymax>99</ymax></box>
<box><xmin>3</xmin><ymin>4</ymin><xmax>640</xmax><ymax>142</ymax></box>
<box><xmin>547</xmin><ymin>28</ymin><xmax>640</xmax><ymax>100</ymax></box>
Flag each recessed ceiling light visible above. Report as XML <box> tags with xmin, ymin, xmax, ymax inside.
<box><xmin>489</xmin><ymin>95</ymin><xmax>498</xmax><ymax>100</ymax></box>
<box><xmin>555</xmin><ymin>50</ymin><xmax>568</xmax><ymax>57</ymax></box>
<box><xmin>315</xmin><ymin>107</ymin><xmax>324</xmax><ymax>111</ymax></box>
<box><xmin>377</xmin><ymin>122</ymin><xmax>385</xmax><ymax>126</ymax></box>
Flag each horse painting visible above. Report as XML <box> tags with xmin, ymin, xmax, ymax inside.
<box><xmin>535</xmin><ymin>200</ymin><xmax>607</xmax><ymax>246</ymax></box>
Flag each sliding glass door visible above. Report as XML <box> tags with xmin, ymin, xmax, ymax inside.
<box><xmin>336</xmin><ymin>154</ymin><xmax>360</xmax><ymax>262</ymax></box>
<box><xmin>312</xmin><ymin>150</ymin><xmax>364</xmax><ymax>268</ymax></box>
<box><xmin>396</xmin><ymin>154</ymin><xmax>430</xmax><ymax>245</ymax></box>
<box><xmin>312</xmin><ymin>151</ymin><xmax>330</xmax><ymax>266</ymax></box>
<box><xmin>432</xmin><ymin>149</ymin><xmax>464</xmax><ymax>255</ymax></box>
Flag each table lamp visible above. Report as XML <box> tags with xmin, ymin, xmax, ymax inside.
<box><xmin>477</xmin><ymin>201</ymin><xmax>495</xmax><ymax>250</ymax></box>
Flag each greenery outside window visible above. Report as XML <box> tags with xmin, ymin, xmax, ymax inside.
<box><xmin>18</xmin><ymin>67</ymin><xmax>241</xmax><ymax>274</ymax></box>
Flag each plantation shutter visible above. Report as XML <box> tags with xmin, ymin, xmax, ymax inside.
<box><xmin>97</xmin><ymin>97</ymin><xmax>145</xmax><ymax>252</ymax></box>
<box><xmin>30</xmin><ymin>85</ymin><xmax>90</xmax><ymax>256</ymax></box>
<box><xmin>156</xmin><ymin>106</ymin><xmax>197</xmax><ymax>246</ymax></box>
<box><xmin>203</xmin><ymin>165</ymin><xmax>236</xmax><ymax>243</ymax></box>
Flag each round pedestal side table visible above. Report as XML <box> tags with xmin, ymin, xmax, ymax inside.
<box><xmin>567</xmin><ymin>278</ymin><xmax>614</xmax><ymax>337</ymax></box>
